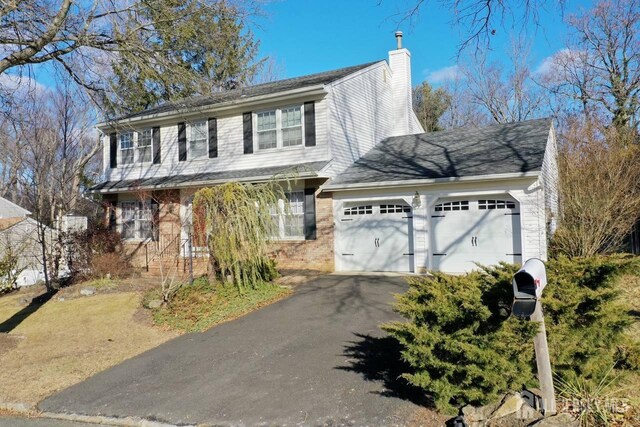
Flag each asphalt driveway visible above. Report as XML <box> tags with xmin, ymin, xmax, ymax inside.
<box><xmin>39</xmin><ymin>274</ymin><xmax>426</xmax><ymax>426</ymax></box>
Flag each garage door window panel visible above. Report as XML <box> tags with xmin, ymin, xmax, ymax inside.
<box><xmin>435</xmin><ymin>201</ymin><xmax>469</xmax><ymax>212</ymax></box>
<box><xmin>380</xmin><ymin>204</ymin><xmax>411</xmax><ymax>214</ymax></box>
<box><xmin>478</xmin><ymin>199</ymin><xmax>516</xmax><ymax>210</ymax></box>
<box><xmin>343</xmin><ymin>205</ymin><xmax>373</xmax><ymax>216</ymax></box>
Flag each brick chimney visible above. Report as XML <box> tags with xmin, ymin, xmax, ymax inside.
<box><xmin>389</xmin><ymin>31</ymin><xmax>412</xmax><ymax>136</ymax></box>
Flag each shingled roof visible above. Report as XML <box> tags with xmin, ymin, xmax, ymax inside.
<box><xmin>118</xmin><ymin>62</ymin><xmax>381</xmax><ymax>121</ymax></box>
<box><xmin>328</xmin><ymin>118</ymin><xmax>552</xmax><ymax>187</ymax></box>
<box><xmin>90</xmin><ymin>161</ymin><xmax>330</xmax><ymax>193</ymax></box>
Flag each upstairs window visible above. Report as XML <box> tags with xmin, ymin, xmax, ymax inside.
<box><xmin>189</xmin><ymin>121</ymin><xmax>208</xmax><ymax>159</ymax></box>
<box><xmin>282</xmin><ymin>106</ymin><xmax>302</xmax><ymax>147</ymax></box>
<box><xmin>137</xmin><ymin>129</ymin><xmax>152</xmax><ymax>163</ymax></box>
<box><xmin>120</xmin><ymin>132</ymin><xmax>134</xmax><ymax>165</ymax></box>
<box><xmin>257</xmin><ymin>111</ymin><xmax>277</xmax><ymax>149</ymax></box>
<box><xmin>256</xmin><ymin>105</ymin><xmax>304</xmax><ymax>151</ymax></box>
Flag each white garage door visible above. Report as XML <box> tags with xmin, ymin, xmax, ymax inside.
<box><xmin>336</xmin><ymin>202</ymin><xmax>414</xmax><ymax>272</ymax></box>
<box><xmin>431</xmin><ymin>197</ymin><xmax>522</xmax><ymax>273</ymax></box>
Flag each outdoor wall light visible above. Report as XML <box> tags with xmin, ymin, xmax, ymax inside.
<box><xmin>412</xmin><ymin>191</ymin><xmax>421</xmax><ymax>208</ymax></box>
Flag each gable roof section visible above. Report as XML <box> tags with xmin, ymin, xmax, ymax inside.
<box><xmin>327</xmin><ymin>118</ymin><xmax>552</xmax><ymax>188</ymax></box>
<box><xmin>90</xmin><ymin>161</ymin><xmax>330</xmax><ymax>193</ymax></box>
<box><xmin>0</xmin><ymin>196</ymin><xmax>30</xmax><ymax>218</ymax></box>
<box><xmin>117</xmin><ymin>62</ymin><xmax>381</xmax><ymax>122</ymax></box>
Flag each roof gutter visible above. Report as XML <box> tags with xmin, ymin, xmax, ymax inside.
<box><xmin>97</xmin><ymin>85</ymin><xmax>328</xmax><ymax>130</ymax></box>
<box><xmin>91</xmin><ymin>170</ymin><xmax>326</xmax><ymax>194</ymax></box>
<box><xmin>322</xmin><ymin>171</ymin><xmax>540</xmax><ymax>192</ymax></box>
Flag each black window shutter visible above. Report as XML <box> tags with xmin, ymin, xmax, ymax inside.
<box><xmin>208</xmin><ymin>118</ymin><xmax>218</xmax><ymax>158</ymax></box>
<box><xmin>109</xmin><ymin>133</ymin><xmax>117</xmax><ymax>168</ymax></box>
<box><xmin>243</xmin><ymin>112</ymin><xmax>253</xmax><ymax>154</ymax></box>
<box><xmin>152</xmin><ymin>126</ymin><xmax>161</xmax><ymax>164</ymax></box>
<box><xmin>178</xmin><ymin>122</ymin><xmax>187</xmax><ymax>161</ymax></box>
<box><xmin>303</xmin><ymin>188</ymin><xmax>317</xmax><ymax>240</ymax></box>
<box><xmin>151</xmin><ymin>198</ymin><xmax>160</xmax><ymax>241</ymax></box>
<box><xmin>304</xmin><ymin>101</ymin><xmax>316</xmax><ymax>147</ymax></box>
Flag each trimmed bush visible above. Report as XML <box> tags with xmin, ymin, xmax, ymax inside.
<box><xmin>383</xmin><ymin>266</ymin><xmax>539</xmax><ymax>413</ymax></box>
<box><xmin>383</xmin><ymin>255</ymin><xmax>640</xmax><ymax>414</ymax></box>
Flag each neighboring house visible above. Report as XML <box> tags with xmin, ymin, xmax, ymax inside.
<box><xmin>90</xmin><ymin>34</ymin><xmax>558</xmax><ymax>274</ymax></box>
<box><xmin>0</xmin><ymin>197</ymin><xmax>51</xmax><ymax>287</ymax></box>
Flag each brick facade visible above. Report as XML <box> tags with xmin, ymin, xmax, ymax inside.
<box><xmin>268</xmin><ymin>188</ymin><xmax>334</xmax><ymax>272</ymax></box>
<box><xmin>111</xmin><ymin>184</ymin><xmax>336</xmax><ymax>275</ymax></box>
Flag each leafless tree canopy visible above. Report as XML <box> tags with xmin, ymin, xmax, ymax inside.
<box><xmin>461</xmin><ymin>41</ymin><xmax>548</xmax><ymax>124</ymax></box>
<box><xmin>552</xmin><ymin>118</ymin><xmax>640</xmax><ymax>256</ymax></box>
<box><xmin>0</xmin><ymin>78</ymin><xmax>100</xmax><ymax>224</ymax></box>
<box><xmin>536</xmin><ymin>0</ymin><xmax>640</xmax><ymax>131</ymax></box>
<box><xmin>387</xmin><ymin>0</ymin><xmax>564</xmax><ymax>53</ymax></box>
<box><xmin>0</xmin><ymin>0</ymin><xmax>262</xmax><ymax>116</ymax></box>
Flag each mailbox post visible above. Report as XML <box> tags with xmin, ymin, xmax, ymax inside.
<box><xmin>512</xmin><ymin>258</ymin><xmax>556</xmax><ymax>415</ymax></box>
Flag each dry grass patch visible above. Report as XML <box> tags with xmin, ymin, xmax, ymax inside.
<box><xmin>148</xmin><ymin>278</ymin><xmax>291</xmax><ymax>332</ymax></box>
<box><xmin>0</xmin><ymin>291</ymin><xmax>178</xmax><ymax>405</ymax></box>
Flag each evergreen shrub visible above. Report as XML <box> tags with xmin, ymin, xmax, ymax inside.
<box><xmin>383</xmin><ymin>255</ymin><xmax>640</xmax><ymax>413</ymax></box>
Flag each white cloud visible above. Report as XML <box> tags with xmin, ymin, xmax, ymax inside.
<box><xmin>425</xmin><ymin>65</ymin><xmax>460</xmax><ymax>84</ymax></box>
<box><xmin>534</xmin><ymin>48</ymin><xmax>588</xmax><ymax>76</ymax></box>
<box><xmin>534</xmin><ymin>55</ymin><xmax>555</xmax><ymax>76</ymax></box>
<box><xmin>0</xmin><ymin>72</ymin><xmax>50</xmax><ymax>97</ymax></box>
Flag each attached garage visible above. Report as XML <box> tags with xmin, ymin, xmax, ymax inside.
<box><xmin>335</xmin><ymin>201</ymin><xmax>414</xmax><ymax>272</ymax></box>
<box><xmin>430</xmin><ymin>197</ymin><xmax>522</xmax><ymax>273</ymax></box>
<box><xmin>325</xmin><ymin>118</ymin><xmax>559</xmax><ymax>274</ymax></box>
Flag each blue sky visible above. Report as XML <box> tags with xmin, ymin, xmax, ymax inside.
<box><xmin>20</xmin><ymin>0</ymin><xmax>593</xmax><ymax>91</ymax></box>
<box><xmin>254</xmin><ymin>0</ymin><xmax>593</xmax><ymax>86</ymax></box>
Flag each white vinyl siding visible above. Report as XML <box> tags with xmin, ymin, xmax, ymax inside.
<box><xmin>102</xmin><ymin>99</ymin><xmax>329</xmax><ymax>184</ymax></box>
<box><xmin>137</xmin><ymin>129</ymin><xmax>152</xmax><ymax>163</ymax></box>
<box><xmin>120</xmin><ymin>132</ymin><xmax>134</xmax><ymax>165</ymax></box>
<box><xmin>327</xmin><ymin>63</ymin><xmax>395</xmax><ymax>176</ymax></box>
<box><xmin>189</xmin><ymin>121</ymin><xmax>208</xmax><ymax>159</ymax></box>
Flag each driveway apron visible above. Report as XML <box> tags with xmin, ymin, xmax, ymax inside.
<box><xmin>39</xmin><ymin>275</ymin><xmax>424</xmax><ymax>426</ymax></box>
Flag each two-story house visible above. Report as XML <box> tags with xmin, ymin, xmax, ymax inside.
<box><xmin>91</xmin><ymin>34</ymin><xmax>558</xmax><ymax>275</ymax></box>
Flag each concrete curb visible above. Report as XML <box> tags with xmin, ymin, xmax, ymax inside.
<box><xmin>0</xmin><ymin>402</ymin><xmax>35</xmax><ymax>413</ymax></box>
<box><xmin>40</xmin><ymin>411</ymin><xmax>194</xmax><ymax>427</ymax></box>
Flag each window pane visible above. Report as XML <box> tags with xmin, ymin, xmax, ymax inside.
<box><xmin>120</xmin><ymin>132</ymin><xmax>134</xmax><ymax>164</ymax></box>
<box><xmin>139</xmin><ymin>147</ymin><xmax>152</xmax><ymax>163</ymax></box>
<box><xmin>282</xmin><ymin>107</ymin><xmax>301</xmax><ymax>128</ymax></box>
<box><xmin>120</xmin><ymin>133</ymin><xmax>133</xmax><ymax>149</ymax></box>
<box><xmin>283</xmin><ymin>127</ymin><xmax>302</xmax><ymax>147</ymax></box>
<box><xmin>121</xmin><ymin>202</ymin><xmax>136</xmax><ymax>238</ymax></box>
<box><xmin>284</xmin><ymin>192</ymin><xmax>304</xmax><ymax>237</ymax></box>
<box><xmin>137</xmin><ymin>129</ymin><xmax>152</xmax><ymax>163</ymax></box>
<box><xmin>284</xmin><ymin>214</ymin><xmax>304</xmax><ymax>237</ymax></box>
<box><xmin>122</xmin><ymin>149</ymin><xmax>134</xmax><ymax>164</ymax></box>
<box><xmin>189</xmin><ymin>122</ymin><xmax>207</xmax><ymax>158</ymax></box>
<box><xmin>138</xmin><ymin>129</ymin><xmax>152</xmax><ymax>147</ymax></box>
<box><xmin>257</xmin><ymin>111</ymin><xmax>276</xmax><ymax>131</ymax></box>
<box><xmin>192</xmin><ymin>122</ymin><xmax>207</xmax><ymax>140</ymax></box>
<box><xmin>258</xmin><ymin>130</ymin><xmax>277</xmax><ymax>150</ymax></box>
<box><xmin>190</xmin><ymin>140</ymin><xmax>207</xmax><ymax>158</ymax></box>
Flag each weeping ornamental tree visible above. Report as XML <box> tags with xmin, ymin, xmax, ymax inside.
<box><xmin>192</xmin><ymin>182</ymin><xmax>288</xmax><ymax>290</ymax></box>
